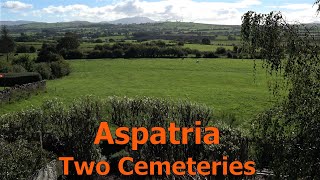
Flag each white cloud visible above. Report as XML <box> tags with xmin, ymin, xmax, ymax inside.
<box><xmin>1</xmin><ymin>1</ymin><xmax>33</xmax><ymax>11</ymax></box>
<box><xmin>25</xmin><ymin>0</ymin><xmax>320</xmax><ymax>24</ymax></box>
<box><xmin>268</xmin><ymin>3</ymin><xmax>312</xmax><ymax>10</ymax></box>
<box><xmin>32</xmin><ymin>0</ymin><xmax>262</xmax><ymax>24</ymax></box>
<box><xmin>268</xmin><ymin>3</ymin><xmax>319</xmax><ymax>24</ymax></box>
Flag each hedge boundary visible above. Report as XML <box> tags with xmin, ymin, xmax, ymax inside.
<box><xmin>0</xmin><ymin>80</ymin><xmax>46</xmax><ymax>104</ymax></box>
<box><xmin>0</xmin><ymin>72</ymin><xmax>42</xmax><ymax>87</ymax></box>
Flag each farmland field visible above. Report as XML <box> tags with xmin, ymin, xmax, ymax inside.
<box><xmin>0</xmin><ymin>58</ymin><xmax>275</xmax><ymax>126</ymax></box>
<box><xmin>184</xmin><ymin>44</ymin><xmax>234</xmax><ymax>51</ymax></box>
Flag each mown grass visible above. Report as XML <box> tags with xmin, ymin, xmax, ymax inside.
<box><xmin>0</xmin><ymin>58</ymin><xmax>276</xmax><ymax>126</ymax></box>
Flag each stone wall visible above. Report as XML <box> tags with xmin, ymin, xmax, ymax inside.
<box><xmin>0</xmin><ymin>80</ymin><xmax>46</xmax><ymax>104</ymax></box>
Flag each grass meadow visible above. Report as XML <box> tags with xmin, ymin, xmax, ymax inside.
<box><xmin>0</xmin><ymin>58</ymin><xmax>275</xmax><ymax>126</ymax></box>
<box><xmin>184</xmin><ymin>44</ymin><xmax>234</xmax><ymax>51</ymax></box>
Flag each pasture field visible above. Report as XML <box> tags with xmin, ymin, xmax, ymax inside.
<box><xmin>0</xmin><ymin>58</ymin><xmax>275</xmax><ymax>126</ymax></box>
<box><xmin>184</xmin><ymin>44</ymin><xmax>234</xmax><ymax>51</ymax></box>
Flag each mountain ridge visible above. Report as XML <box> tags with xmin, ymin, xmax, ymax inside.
<box><xmin>0</xmin><ymin>17</ymin><xmax>156</xmax><ymax>26</ymax></box>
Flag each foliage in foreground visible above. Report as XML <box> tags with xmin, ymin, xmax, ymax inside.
<box><xmin>242</xmin><ymin>11</ymin><xmax>320</xmax><ymax>178</ymax></box>
<box><xmin>0</xmin><ymin>96</ymin><xmax>248</xmax><ymax>179</ymax></box>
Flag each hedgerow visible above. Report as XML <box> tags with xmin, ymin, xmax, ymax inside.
<box><xmin>0</xmin><ymin>72</ymin><xmax>41</xmax><ymax>87</ymax></box>
<box><xmin>0</xmin><ymin>96</ymin><xmax>248</xmax><ymax>179</ymax></box>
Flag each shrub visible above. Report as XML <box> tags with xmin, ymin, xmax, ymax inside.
<box><xmin>12</xmin><ymin>55</ymin><xmax>35</xmax><ymax>71</ymax></box>
<box><xmin>0</xmin><ymin>72</ymin><xmax>41</xmax><ymax>87</ymax></box>
<box><xmin>87</xmin><ymin>50</ymin><xmax>102</xmax><ymax>59</ymax></box>
<box><xmin>203</xmin><ymin>51</ymin><xmax>218</xmax><ymax>58</ymax></box>
<box><xmin>16</xmin><ymin>45</ymin><xmax>29</xmax><ymax>53</ymax></box>
<box><xmin>35</xmin><ymin>63</ymin><xmax>52</xmax><ymax>79</ymax></box>
<box><xmin>0</xmin><ymin>139</ymin><xmax>52</xmax><ymax>180</ymax></box>
<box><xmin>216</xmin><ymin>47</ymin><xmax>227</xmax><ymax>54</ymax></box>
<box><xmin>12</xmin><ymin>65</ymin><xmax>27</xmax><ymax>73</ymax></box>
<box><xmin>177</xmin><ymin>41</ymin><xmax>185</xmax><ymax>46</ymax></box>
<box><xmin>0</xmin><ymin>96</ymin><xmax>250</xmax><ymax>179</ymax></box>
<box><xmin>37</xmin><ymin>52</ymin><xmax>62</xmax><ymax>63</ymax></box>
<box><xmin>95</xmin><ymin>39</ymin><xmax>103</xmax><ymax>43</ymax></box>
<box><xmin>29</xmin><ymin>46</ymin><xmax>36</xmax><ymax>53</ymax></box>
<box><xmin>202</xmin><ymin>38</ymin><xmax>211</xmax><ymax>45</ymax></box>
<box><xmin>112</xmin><ymin>49</ymin><xmax>124</xmax><ymax>58</ymax></box>
<box><xmin>50</xmin><ymin>60</ymin><xmax>71</xmax><ymax>78</ymax></box>
<box><xmin>195</xmin><ymin>50</ymin><xmax>202</xmax><ymax>58</ymax></box>
<box><xmin>0</xmin><ymin>60</ymin><xmax>12</xmax><ymax>73</ymax></box>
<box><xmin>227</xmin><ymin>52</ymin><xmax>233</xmax><ymax>58</ymax></box>
<box><xmin>36</xmin><ymin>44</ymin><xmax>62</xmax><ymax>63</ymax></box>
<box><xmin>64</xmin><ymin>49</ymin><xmax>84</xmax><ymax>59</ymax></box>
<box><xmin>233</xmin><ymin>46</ymin><xmax>239</xmax><ymax>53</ymax></box>
<box><xmin>105</xmin><ymin>97</ymin><xmax>249</xmax><ymax>178</ymax></box>
<box><xmin>56</xmin><ymin>33</ymin><xmax>80</xmax><ymax>51</ymax></box>
<box><xmin>0</xmin><ymin>97</ymin><xmax>104</xmax><ymax>179</ymax></box>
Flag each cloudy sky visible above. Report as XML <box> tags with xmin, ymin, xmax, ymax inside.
<box><xmin>0</xmin><ymin>0</ymin><xmax>319</xmax><ymax>24</ymax></box>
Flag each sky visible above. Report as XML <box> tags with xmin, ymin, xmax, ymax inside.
<box><xmin>0</xmin><ymin>0</ymin><xmax>319</xmax><ymax>24</ymax></box>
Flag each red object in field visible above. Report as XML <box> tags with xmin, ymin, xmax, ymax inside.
<box><xmin>0</xmin><ymin>74</ymin><xmax>4</xmax><ymax>78</ymax></box>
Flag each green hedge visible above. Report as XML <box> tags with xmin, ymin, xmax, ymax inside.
<box><xmin>0</xmin><ymin>72</ymin><xmax>42</xmax><ymax>87</ymax></box>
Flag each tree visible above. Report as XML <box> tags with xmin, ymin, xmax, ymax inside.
<box><xmin>216</xmin><ymin>47</ymin><xmax>226</xmax><ymax>54</ymax></box>
<box><xmin>201</xmin><ymin>38</ymin><xmax>211</xmax><ymax>45</ymax></box>
<box><xmin>29</xmin><ymin>46</ymin><xmax>36</xmax><ymax>53</ymax></box>
<box><xmin>16</xmin><ymin>33</ymin><xmax>32</xmax><ymax>42</ymax></box>
<box><xmin>0</xmin><ymin>26</ymin><xmax>16</xmax><ymax>61</ymax></box>
<box><xmin>16</xmin><ymin>45</ymin><xmax>29</xmax><ymax>53</ymax></box>
<box><xmin>242</xmin><ymin>10</ymin><xmax>320</xmax><ymax>178</ymax></box>
<box><xmin>56</xmin><ymin>32</ymin><xmax>80</xmax><ymax>51</ymax></box>
<box><xmin>37</xmin><ymin>43</ymin><xmax>62</xmax><ymax>63</ymax></box>
<box><xmin>315</xmin><ymin>0</ymin><xmax>320</xmax><ymax>11</ymax></box>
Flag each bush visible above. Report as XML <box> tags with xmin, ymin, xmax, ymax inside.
<box><xmin>216</xmin><ymin>47</ymin><xmax>227</xmax><ymax>54</ymax></box>
<box><xmin>35</xmin><ymin>63</ymin><xmax>52</xmax><ymax>79</ymax></box>
<box><xmin>0</xmin><ymin>139</ymin><xmax>52</xmax><ymax>180</ymax></box>
<box><xmin>202</xmin><ymin>38</ymin><xmax>211</xmax><ymax>45</ymax></box>
<box><xmin>56</xmin><ymin>33</ymin><xmax>80</xmax><ymax>51</ymax></box>
<box><xmin>227</xmin><ymin>52</ymin><xmax>234</xmax><ymax>58</ymax></box>
<box><xmin>95</xmin><ymin>39</ymin><xmax>103</xmax><ymax>43</ymax></box>
<box><xmin>50</xmin><ymin>60</ymin><xmax>71</xmax><ymax>78</ymax></box>
<box><xmin>105</xmin><ymin>97</ymin><xmax>248</xmax><ymax>178</ymax></box>
<box><xmin>195</xmin><ymin>52</ymin><xmax>202</xmax><ymax>58</ymax></box>
<box><xmin>12</xmin><ymin>55</ymin><xmax>35</xmax><ymax>71</ymax></box>
<box><xmin>0</xmin><ymin>60</ymin><xmax>12</xmax><ymax>73</ymax></box>
<box><xmin>0</xmin><ymin>72</ymin><xmax>41</xmax><ymax>87</ymax></box>
<box><xmin>64</xmin><ymin>49</ymin><xmax>84</xmax><ymax>59</ymax></box>
<box><xmin>36</xmin><ymin>44</ymin><xmax>62</xmax><ymax>63</ymax></box>
<box><xmin>87</xmin><ymin>50</ymin><xmax>102</xmax><ymax>59</ymax></box>
<box><xmin>0</xmin><ymin>96</ymin><xmax>249</xmax><ymax>179</ymax></box>
<box><xmin>203</xmin><ymin>51</ymin><xmax>218</xmax><ymax>58</ymax></box>
<box><xmin>177</xmin><ymin>41</ymin><xmax>185</xmax><ymax>46</ymax></box>
<box><xmin>37</xmin><ymin>52</ymin><xmax>62</xmax><ymax>63</ymax></box>
<box><xmin>0</xmin><ymin>97</ymin><xmax>104</xmax><ymax>179</ymax></box>
<box><xmin>12</xmin><ymin>65</ymin><xmax>27</xmax><ymax>73</ymax></box>
<box><xmin>29</xmin><ymin>46</ymin><xmax>36</xmax><ymax>53</ymax></box>
<box><xmin>16</xmin><ymin>45</ymin><xmax>29</xmax><ymax>53</ymax></box>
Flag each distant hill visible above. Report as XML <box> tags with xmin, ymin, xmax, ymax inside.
<box><xmin>0</xmin><ymin>20</ymin><xmax>37</xmax><ymax>26</ymax></box>
<box><xmin>15</xmin><ymin>21</ymin><xmax>97</xmax><ymax>29</ymax></box>
<box><xmin>107</xmin><ymin>17</ymin><xmax>156</xmax><ymax>24</ymax></box>
<box><xmin>4</xmin><ymin>19</ymin><xmax>242</xmax><ymax>32</ymax></box>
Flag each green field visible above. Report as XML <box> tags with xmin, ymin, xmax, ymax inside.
<box><xmin>0</xmin><ymin>58</ymin><xmax>275</xmax><ymax>126</ymax></box>
<box><xmin>184</xmin><ymin>44</ymin><xmax>234</xmax><ymax>51</ymax></box>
